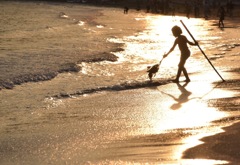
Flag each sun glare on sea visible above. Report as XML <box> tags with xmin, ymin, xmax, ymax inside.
<box><xmin>110</xmin><ymin>15</ymin><xmax>208</xmax><ymax>79</ymax></box>
<box><xmin>131</xmin><ymin>15</ymin><xmax>207</xmax><ymax>65</ymax></box>
<box><xmin>180</xmin><ymin>159</ymin><xmax>229</xmax><ymax>165</ymax></box>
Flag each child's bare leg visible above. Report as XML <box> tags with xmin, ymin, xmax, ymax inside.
<box><xmin>183</xmin><ymin>67</ymin><xmax>190</xmax><ymax>82</ymax></box>
<box><xmin>174</xmin><ymin>68</ymin><xmax>182</xmax><ymax>82</ymax></box>
<box><xmin>148</xmin><ymin>73</ymin><xmax>153</xmax><ymax>81</ymax></box>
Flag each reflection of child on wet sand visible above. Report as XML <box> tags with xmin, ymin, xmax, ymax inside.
<box><xmin>163</xmin><ymin>26</ymin><xmax>198</xmax><ymax>83</ymax></box>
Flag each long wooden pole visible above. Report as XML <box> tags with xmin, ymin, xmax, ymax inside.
<box><xmin>180</xmin><ymin>20</ymin><xmax>225</xmax><ymax>82</ymax></box>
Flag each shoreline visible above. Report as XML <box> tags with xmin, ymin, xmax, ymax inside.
<box><xmin>1</xmin><ymin>1</ymin><xmax>240</xmax><ymax>163</ymax></box>
<box><xmin>0</xmin><ymin>1</ymin><xmax>146</xmax><ymax>90</ymax></box>
<box><xmin>183</xmin><ymin>121</ymin><xmax>240</xmax><ymax>163</ymax></box>
<box><xmin>0</xmin><ymin>51</ymin><xmax>119</xmax><ymax>90</ymax></box>
<box><xmin>1</xmin><ymin>1</ymin><xmax>239</xmax><ymax>90</ymax></box>
<box><xmin>182</xmin><ymin>78</ymin><xmax>240</xmax><ymax>163</ymax></box>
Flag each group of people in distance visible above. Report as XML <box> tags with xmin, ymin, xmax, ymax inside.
<box><xmin>124</xmin><ymin>0</ymin><xmax>234</xmax><ymax>28</ymax></box>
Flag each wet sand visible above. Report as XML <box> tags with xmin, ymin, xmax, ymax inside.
<box><xmin>181</xmin><ymin>38</ymin><xmax>240</xmax><ymax>163</ymax></box>
<box><xmin>183</xmin><ymin>120</ymin><xmax>240</xmax><ymax>163</ymax></box>
<box><xmin>0</xmin><ymin>1</ymin><xmax>240</xmax><ymax>164</ymax></box>
<box><xmin>182</xmin><ymin>78</ymin><xmax>240</xmax><ymax>164</ymax></box>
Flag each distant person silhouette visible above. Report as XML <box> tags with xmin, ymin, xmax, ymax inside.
<box><xmin>163</xmin><ymin>26</ymin><xmax>198</xmax><ymax>83</ymax></box>
<box><xmin>185</xmin><ymin>1</ymin><xmax>191</xmax><ymax>19</ymax></box>
<box><xmin>204</xmin><ymin>1</ymin><xmax>210</xmax><ymax>20</ymax></box>
<box><xmin>124</xmin><ymin>6</ymin><xmax>129</xmax><ymax>14</ymax></box>
<box><xmin>194</xmin><ymin>1</ymin><xmax>200</xmax><ymax>18</ymax></box>
<box><xmin>226</xmin><ymin>0</ymin><xmax>233</xmax><ymax>17</ymax></box>
<box><xmin>218</xmin><ymin>6</ymin><xmax>225</xmax><ymax>28</ymax></box>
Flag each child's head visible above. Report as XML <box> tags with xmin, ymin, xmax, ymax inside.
<box><xmin>172</xmin><ymin>25</ymin><xmax>182</xmax><ymax>37</ymax></box>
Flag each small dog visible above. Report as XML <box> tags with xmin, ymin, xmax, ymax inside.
<box><xmin>146</xmin><ymin>57</ymin><xmax>164</xmax><ymax>81</ymax></box>
<box><xmin>147</xmin><ymin>64</ymin><xmax>159</xmax><ymax>81</ymax></box>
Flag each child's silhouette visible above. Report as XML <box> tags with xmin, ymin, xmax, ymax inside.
<box><xmin>163</xmin><ymin>25</ymin><xmax>198</xmax><ymax>83</ymax></box>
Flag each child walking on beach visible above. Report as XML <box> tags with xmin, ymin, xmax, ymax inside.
<box><xmin>163</xmin><ymin>25</ymin><xmax>198</xmax><ymax>83</ymax></box>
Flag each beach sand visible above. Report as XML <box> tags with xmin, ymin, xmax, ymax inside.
<box><xmin>0</xmin><ymin>1</ymin><xmax>240</xmax><ymax>164</ymax></box>
<box><xmin>182</xmin><ymin>78</ymin><xmax>240</xmax><ymax>163</ymax></box>
<box><xmin>180</xmin><ymin>34</ymin><xmax>240</xmax><ymax>163</ymax></box>
<box><xmin>181</xmin><ymin>39</ymin><xmax>240</xmax><ymax>163</ymax></box>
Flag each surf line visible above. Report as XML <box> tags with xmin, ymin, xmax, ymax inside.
<box><xmin>52</xmin><ymin>80</ymin><xmax>172</xmax><ymax>99</ymax></box>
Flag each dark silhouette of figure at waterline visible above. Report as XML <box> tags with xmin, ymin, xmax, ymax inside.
<box><xmin>124</xmin><ymin>6</ymin><xmax>129</xmax><ymax>14</ymax></box>
<box><xmin>194</xmin><ymin>0</ymin><xmax>200</xmax><ymax>18</ymax></box>
<box><xmin>185</xmin><ymin>1</ymin><xmax>191</xmax><ymax>19</ymax></box>
<box><xmin>218</xmin><ymin>6</ymin><xmax>225</xmax><ymax>28</ymax></box>
<box><xmin>226</xmin><ymin>0</ymin><xmax>234</xmax><ymax>17</ymax></box>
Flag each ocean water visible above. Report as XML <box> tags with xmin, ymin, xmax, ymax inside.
<box><xmin>0</xmin><ymin>1</ymin><xmax>240</xmax><ymax>164</ymax></box>
<box><xmin>1</xmin><ymin>1</ymin><xmax>239</xmax><ymax>92</ymax></box>
<box><xmin>53</xmin><ymin>14</ymin><xmax>238</xmax><ymax>97</ymax></box>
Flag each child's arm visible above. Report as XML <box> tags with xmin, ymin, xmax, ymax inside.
<box><xmin>163</xmin><ymin>40</ymin><xmax>177</xmax><ymax>58</ymax></box>
<box><xmin>187</xmin><ymin>39</ymin><xmax>198</xmax><ymax>46</ymax></box>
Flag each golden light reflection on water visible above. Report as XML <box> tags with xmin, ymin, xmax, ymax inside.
<box><xmin>129</xmin><ymin>80</ymin><xmax>233</xmax><ymax>162</ymax></box>
<box><xmin>138</xmin><ymin>80</ymin><xmax>236</xmax><ymax>164</ymax></box>
<box><xmin>65</xmin><ymin>15</ymin><xmax>235</xmax><ymax>164</ymax></box>
<box><xmin>112</xmin><ymin>16</ymin><xmax>202</xmax><ymax>58</ymax></box>
<box><xmin>146</xmin><ymin>99</ymin><xmax>226</xmax><ymax>134</ymax></box>
<box><xmin>142</xmin><ymin>16</ymin><xmax>207</xmax><ymax>59</ymax></box>
<box><xmin>142</xmin><ymin>82</ymin><xmax>227</xmax><ymax>134</ymax></box>
<box><xmin>97</xmin><ymin>159</ymin><xmax>228</xmax><ymax>165</ymax></box>
<box><xmin>180</xmin><ymin>159</ymin><xmax>229</xmax><ymax>165</ymax></box>
<box><xmin>111</xmin><ymin>15</ymin><xmax>217</xmax><ymax>80</ymax></box>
